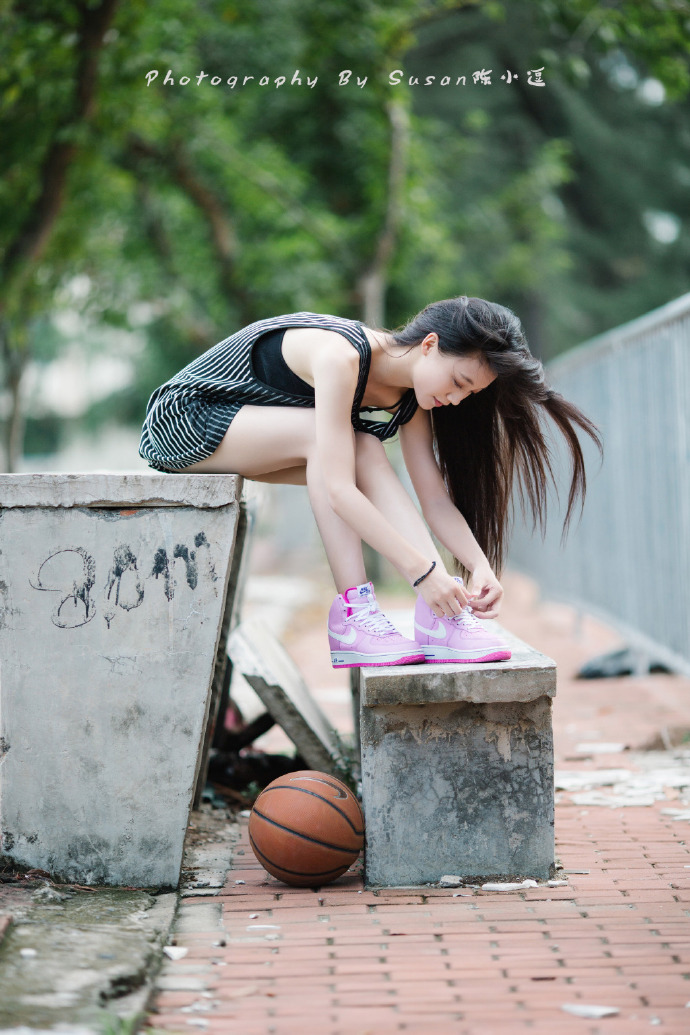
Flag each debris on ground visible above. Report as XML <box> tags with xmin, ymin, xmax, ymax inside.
<box><xmin>574</xmin><ymin>741</ymin><xmax>627</xmax><ymax>754</ymax></box>
<box><xmin>207</xmin><ymin>746</ymin><xmax>306</xmax><ymax>805</ymax></box>
<box><xmin>562</xmin><ymin>1003</ymin><xmax>620</xmax><ymax>1018</ymax></box>
<box><xmin>556</xmin><ymin>750</ymin><xmax>690</xmax><ymax>809</ymax></box>
<box><xmin>481</xmin><ymin>879</ymin><xmax>539</xmax><ymax>892</ymax></box>
<box><xmin>32</xmin><ymin>885</ymin><xmax>71</xmax><ymax>904</ymax></box>
<box><xmin>577</xmin><ymin>646</ymin><xmax>670</xmax><ymax>678</ymax></box>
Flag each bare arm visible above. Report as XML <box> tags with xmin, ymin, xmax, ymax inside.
<box><xmin>311</xmin><ymin>337</ymin><xmax>431</xmax><ymax>584</ymax></box>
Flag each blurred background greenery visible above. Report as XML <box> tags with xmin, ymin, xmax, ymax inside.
<box><xmin>1</xmin><ymin>0</ymin><xmax>689</xmax><ymax>473</ymax></box>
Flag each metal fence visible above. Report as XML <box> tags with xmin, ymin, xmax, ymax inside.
<box><xmin>508</xmin><ymin>292</ymin><xmax>690</xmax><ymax>675</ymax></box>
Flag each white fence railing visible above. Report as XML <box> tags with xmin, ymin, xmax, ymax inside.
<box><xmin>508</xmin><ymin>292</ymin><xmax>690</xmax><ymax>675</ymax></box>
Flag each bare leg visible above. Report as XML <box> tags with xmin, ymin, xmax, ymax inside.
<box><xmin>245</xmin><ymin>447</ymin><xmax>443</xmax><ymax>590</ymax></box>
<box><xmin>182</xmin><ymin>407</ymin><xmax>365</xmax><ymax>591</ymax></box>
<box><xmin>251</xmin><ymin>466</ymin><xmax>307</xmax><ymax>485</ymax></box>
<box><xmin>306</xmin><ymin>455</ymin><xmax>368</xmax><ymax>591</ymax></box>
<box><xmin>306</xmin><ymin>435</ymin><xmax>444</xmax><ymax>593</ymax></box>
<box><xmin>352</xmin><ymin>432</ymin><xmax>445</xmax><ymax>582</ymax></box>
<box><xmin>182</xmin><ymin>406</ymin><xmax>313</xmax><ymax>476</ymax></box>
<box><xmin>250</xmin><ymin>440</ymin><xmax>443</xmax><ymax>576</ymax></box>
<box><xmin>180</xmin><ymin>407</ymin><xmax>441</xmax><ymax>593</ymax></box>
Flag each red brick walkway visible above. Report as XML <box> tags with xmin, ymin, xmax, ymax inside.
<box><xmin>146</xmin><ymin>802</ymin><xmax>690</xmax><ymax>1035</ymax></box>
<box><xmin>145</xmin><ymin>573</ymin><xmax>690</xmax><ymax>1035</ymax></box>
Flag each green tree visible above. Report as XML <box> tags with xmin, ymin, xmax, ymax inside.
<box><xmin>401</xmin><ymin>0</ymin><xmax>690</xmax><ymax>355</ymax></box>
<box><xmin>2</xmin><ymin>0</ymin><xmax>689</xmax><ymax>470</ymax></box>
<box><xmin>0</xmin><ymin>0</ymin><xmax>120</xmax><ymax>469</ymax></box>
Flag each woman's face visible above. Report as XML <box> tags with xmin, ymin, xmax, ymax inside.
<box><xmin>413</xmin><ymin>335</ymin><xmax>496</xmax><ymax>410</ymax></box>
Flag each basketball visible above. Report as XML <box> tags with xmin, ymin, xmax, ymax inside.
<box><xmin>248</xmin><ymin>770</ymin><xmax>365</xmax><ymax>887</ymax></box>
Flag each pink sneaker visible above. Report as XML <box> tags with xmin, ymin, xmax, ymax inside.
<box><xmin>328</xmin><ymin>582</ymin><xmax>424</xmax><ymax>669</ymax></box>
<box><xmin>414</xmin><ymin>581</ymin><xmax>511</xmax><ymax>664</ymax></box>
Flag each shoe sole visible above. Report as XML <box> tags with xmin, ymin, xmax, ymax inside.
<box><xmin>423</xmin><ymin>647</ymin><xmax>512</xmax><ymax>663</ymax></box>
<box><xmin>331</xmin><ymin>651</ymin><xmax>425</xmax><ymax>669</ymax></box>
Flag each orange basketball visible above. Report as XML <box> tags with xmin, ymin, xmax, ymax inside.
<box><xmin>248</xmin><ymin>770</ymin><xmax>364</xmax><ymax>887</ymax></box>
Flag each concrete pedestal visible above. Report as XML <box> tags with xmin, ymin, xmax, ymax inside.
<box><xmin>0</xmin><ymin>473</ymin><xmax>242</xmax><ymax>888</ymax></box>
<box><xmin>359</xmin><ymin>631</ymin><xmax>557</xmax><ymax>887</ymax></box>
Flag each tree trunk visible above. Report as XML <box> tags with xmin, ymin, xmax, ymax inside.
<box><xmin>5</xmin><ymin>363</ymin><xmax>26</xmax><ymax>474</ymax></box>
<box><xmin>127</xmin><ymin>135</ymin><xmax>254</xmax><ymax>326</ymax></box>
<box><xmin>356</xmin><ymin>100</ymin><xmax>409</xmax><ymax>329</ymax></box>
<box><xmin>356</xmin><ymin>100</ymin><xmax>410</xmax><ymax>584</ymax></box>
<box><xmin>0</xmin><ymin>0</ymin><xmax>119</xmax><ymax>472</ymax></box>
<box><xmin>0</xmin><ymin>0</ymin><xmax>120</xmax><ymax>302</ymax></box>
<box><xmin>1</xmin><ymin>322</ymin><xmax>27</xmax><ymax>473</ymax></box>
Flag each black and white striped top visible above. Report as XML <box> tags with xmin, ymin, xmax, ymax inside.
<box><xmin>139</xmin><ymin>312</ymin><xmax>418</xmax><ymax>471</ymax></box>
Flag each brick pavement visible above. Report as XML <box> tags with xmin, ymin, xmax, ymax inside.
<box><xmin>144</xmin><ymin>572</ymin><xmax>690</xmax><ymax>1035</ymax></box>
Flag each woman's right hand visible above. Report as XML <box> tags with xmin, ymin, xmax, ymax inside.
<box><xmin>414</xmin><ymin>564</ymin><xmax>469</xmax><ymax>617</ymax></box>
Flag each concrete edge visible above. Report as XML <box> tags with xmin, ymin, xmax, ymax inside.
<box><xmin>111</xmin><ymin>892</ymin><xmax>179</xmax><ymax>1021</ymax></box>
<box><xmin>360</xmin><ymin>625</ymin><xmax>557</xmax><ymax>707</ymax></box>
<box><xmin>0</xmin><ymin>473</ymin><xmax>242</xmax><ymax>509</ymax></box>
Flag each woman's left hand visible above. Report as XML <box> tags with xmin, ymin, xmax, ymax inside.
<box><xmin>466</xmin><ymin>567</ymin><xmax>504</xmax><ymax>620</ymax></box>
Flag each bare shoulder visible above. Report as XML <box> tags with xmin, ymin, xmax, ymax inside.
<box><xmin>282</xmin><ymin>327</ymin><xmax>359</xmax><ymax>386</ymax></box>
<box><xmin>310</xmin><ymin>329</ymin><xmax>360</xmax><ymax>367</ymax></box>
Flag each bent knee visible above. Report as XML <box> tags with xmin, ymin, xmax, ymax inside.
<box><xmin>354</xmin><ymin>431</ymin><xmax>390</xmax><ymax>483</ymax></box>
<box><xmin>355</xmin><ymin>429</ymin><xmax>386</xmax><ymax>451</ymax></box>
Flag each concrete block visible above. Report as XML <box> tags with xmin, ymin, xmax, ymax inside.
<box><xmin>0</xmin><ymin>473</ymin><xmax>242</xmax><ymax>888</ymax></box>
<box><xmin>193</xmin><ymin>494</ymin><xmax>257</xmax><ymax>808</ymax></box>
<box><xmin>228</xmin><ymin>618</ymin><xmax>342</xmax><ymax>774</ymax></box>
<box><xmin>360</xmin><ymin>630</ymin><xmax>556</xmax><ymax>886</ymax></box>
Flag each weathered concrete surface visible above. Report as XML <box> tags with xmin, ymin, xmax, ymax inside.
<box><xmin>0</xmin><ymin>887</ymin><xmax>176</xmax><ymax>1032</ymax></box>
<box><xmin>0</xmin><ymin>472</ymin><xmax>240</xmax><ymax>509</ymax></box>
<box><xmin>0</xmin><ymin>480</ymin><xmax>242</xmax><ymax>887</ymax></box>
<box><xmin>360</xmin><ymin>637</ymin><xmax>557</xmax><ymax>887</ymax></box>
<box><xmin>178</xmin><ymin>799</ymin><xmax>240</xmax><ymax>897</ymax></box>
<box><xmin>0</xmin><ymin>803</ymin><xmax>236</xmax><ymax>1033</ymax></box>
<box><xmin>360</xmin><ymin>627</ymin><xmax>556</xmax><ymax>706</ymax></box>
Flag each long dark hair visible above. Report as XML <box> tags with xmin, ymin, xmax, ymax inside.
<box><xmin>392</xmin><ymin>296</ymin><xmax>603</xmax><ymax>576</ymax></box>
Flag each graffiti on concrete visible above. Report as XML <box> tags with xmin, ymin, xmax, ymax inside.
<box><xmin>29</xmin><ymin>533</ymin><xmax>219</xmax><ymax>629</ymax></box>
<box><xmin>151</xmin><ymin>544</ymin><xmax>199</xmax><ymax>600</ymax></box>
<box><xmin>103</xmin><ymin>545</ymin><xmax>145</xmax><ymax>629</ymax></box>
<box><xmin>150</xmin><ymin>532</ymin><xmax>219</xmax><ymax>601</ymax></box>
<box><xmin>29</xmin><ymin>546</ymin><xmax>96</xmax><ymax>628</ymax></box>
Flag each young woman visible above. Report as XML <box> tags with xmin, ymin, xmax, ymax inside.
<box><xmin>139</xmin><ymin>296</ymin><xmax>601</xmax><ymax>668</ymax></box>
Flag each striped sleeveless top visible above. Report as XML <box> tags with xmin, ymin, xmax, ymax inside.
<box><xmin>139</xmin><ymin>312</ymin><xmax>418</xmax><ymax>471</ymax></box>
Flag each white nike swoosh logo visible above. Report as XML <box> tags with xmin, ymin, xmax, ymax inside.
<box><xmin>415</xmin><ymin>620</ymin><xmax>447</xmax><ymax>639</ymax></box>
<box><xmin>328</xmin><ymin>625</ymin><xmax>357</xmax><ymax>644</ymax></box>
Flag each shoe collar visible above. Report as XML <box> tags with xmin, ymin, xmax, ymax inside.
<box><xmin>342</xmin><ymin>581</ymin><xmax>375</xmax><ymax>616</ymax></box>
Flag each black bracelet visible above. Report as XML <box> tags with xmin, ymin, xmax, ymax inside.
<box><xmin>413</xmin><ymin>561</ymin><xmax>436</xmax><ymax>588</ymax></box>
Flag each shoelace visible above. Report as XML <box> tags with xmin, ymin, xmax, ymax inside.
<box><xmin>449</xmin><ymin>605</ymin><xmax>484</xmax><ymax>630</ymax></box>
<box><xmin>347</xmin><ymin>600</ymin><xmax>398</xmax><ymax>636</ymax></box>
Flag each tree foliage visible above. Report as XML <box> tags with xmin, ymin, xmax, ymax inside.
<box><xmin>1</xmin><ymin>0</ymin><xmax>689</xmax><ymax>468</ymax></box>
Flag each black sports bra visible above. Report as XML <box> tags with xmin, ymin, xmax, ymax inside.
<box><xmin>252</xmin><ymin>328</ymin><xmax>313</xmax><ymax>398</ymax></box>
<box><xmin>252</xmin><ymin>325</ymin><xmax>407</xmax><ymax>414</ymax></box>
